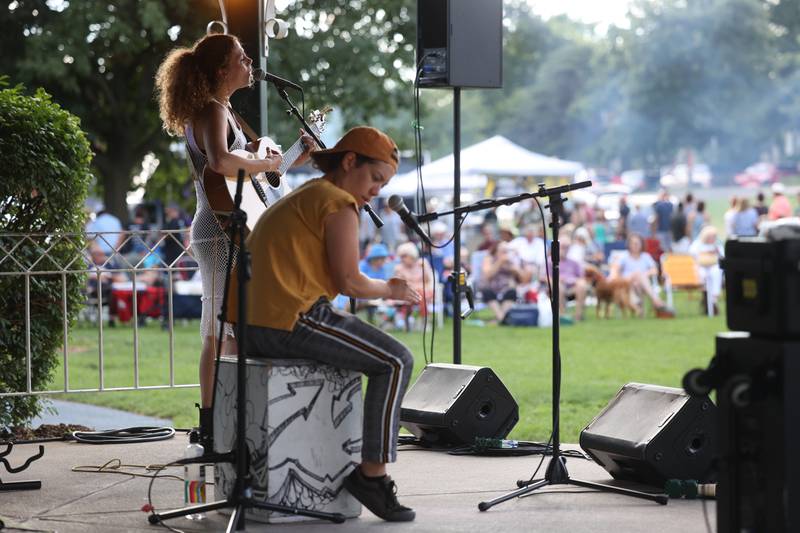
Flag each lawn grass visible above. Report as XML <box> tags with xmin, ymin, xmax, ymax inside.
<box><xmin>50</xmin><ymin>290</ymin><xmax>725</xmax><ymax>443</ymax></box>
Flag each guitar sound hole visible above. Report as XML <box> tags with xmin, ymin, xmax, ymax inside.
<box><xmin>266</xmin><ymin>173</ymin><xmax>281</xmax><ymax>188</ymax></box>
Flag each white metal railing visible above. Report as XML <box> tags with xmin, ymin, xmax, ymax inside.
<box><xmin>0</xmin><ymin>229</ymin><xmax>213</xmax><ymax>397</ymax></box>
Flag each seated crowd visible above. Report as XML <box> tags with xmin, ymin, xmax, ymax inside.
<box><xmin>351</xmin><ymin>183</ymin><xmax>797</xmax><ymax>325</ymax></box>
<box><xmin>85</xmin><ymin>183</ymin><xmax>798</xmax><ymax>326</ymax></box>
<box><xmin>83</xmin><ymin>201</ymin><xmax>196</xmax><ymax>325</ymax></box>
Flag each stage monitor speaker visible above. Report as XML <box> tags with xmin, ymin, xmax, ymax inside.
<box><xmin>400</xmin><ymin>363</ymin><xmax>518</xmax><ymax>446</ymax></box>
<box><xmin>417</xmin><ymin>0</ymin><xmax>503</xmax><ymax>88</ymax></box>
<box><xmin>579</xmin><ymin>382</ymin><xmax>717</xmax><ymax>487</ymax></box>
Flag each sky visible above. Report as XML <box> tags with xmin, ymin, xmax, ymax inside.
<box><xmin>528</xmin><ymin>0</ymin><xmax>633</xmax><ymax>29</ymax></box>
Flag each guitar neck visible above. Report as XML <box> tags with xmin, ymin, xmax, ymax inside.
<box><xmin>277</xmin><ymin>125</ymin><xmax>321</xmax><ymax>175</ymax></box>
<box><xmin>277</xmin><ymin>138</ymin><xmax>305</xmax><ymax>175</ymax></box>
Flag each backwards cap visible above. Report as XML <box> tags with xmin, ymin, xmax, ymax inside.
<box><xmin>312</xmin><ymin>126</ymin><xmax>399</xmax><ymax>172</ymax></box>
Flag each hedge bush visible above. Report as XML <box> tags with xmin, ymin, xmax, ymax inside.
<box><xmin>0</xmin><ymin>84</ymin><xmax>93</xmax><ymax>430</ymax></box>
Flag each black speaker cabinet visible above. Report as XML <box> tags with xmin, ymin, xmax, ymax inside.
<box><xmin>417</xmin><ymin>0</ymin><xmax>503</xmax><ymax>88</ymax></box>
<box><xmin>724</xmin><ymin>237</ymin><xmax>800</xmax><ymax>338</ymax></box>
<box><xmin>714</xmin><ymin>332</ymin><xmax>800</xmax><ymax>533</ymax></box>
<box><xmin>579</xmin><ymin>382</ymin><xmax>717</xmax><ymax>487</ymax></box>
<box><xmin>400</xmin><ymin>363</ymin><xmax>518</xmax><ymax>446</ymax></box>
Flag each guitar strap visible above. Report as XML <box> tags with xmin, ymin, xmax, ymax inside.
<box><xmin>230</xmin><ymin>109</ymin><xmax>259</xmax><ymax>143</ymax></box>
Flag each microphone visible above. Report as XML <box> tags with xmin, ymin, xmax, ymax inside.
<box><xmin>363</xmin><ymin>204</ymin><xmax>384</xmax><ymax>228</ymax></box>
<box><xmin>252</xmin><ymin>68</ymin><xmax>302</xmax><ymax>92</ymax></box>
<box><xmin>388</xmin><ymin>195</ymin><xmax>432</xmax><ymax>246</ymax></box>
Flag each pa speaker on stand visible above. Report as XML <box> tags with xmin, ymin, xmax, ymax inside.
<box><xmin>417</xmin><ymin>0</ymin><xmax>502</xmax><ymax>89</ymax></box>
<box><xmin>400</xmin><ymin>364</ymin><xmax>518</xmax><ymax>447</ymax></box>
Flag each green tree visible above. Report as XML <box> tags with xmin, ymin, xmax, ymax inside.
<box><xmin>764</xmin><ymin>0</ymin><xmax>800</xmax><ymax>155</ymax></box>
<box><xmin>263</xmin><ymin>0</ymin><xmax>416</xmax><ymax>148</ymax></box>
<box><xmin>0</xmin><ymin>84</ymin><xmax>92</xmax><ymax>429</ymax></box>
<box><xmin>416</xmin><ymin>3</ymin><xmax>567</xmax><ymax>159</ymax></box>
<box><xmin>0</xmin><ymin>0</ymin><xmax>219</xmax><ymax>221</ymax></box>
<box><xmin>620</xmin><ymin>0</ymin><xmax>779</xmax><ymax>170</ymax></box>
<box><xmin>1</xmin><ymin>1</ymin><xmax>421</xmax><ymax>219</ymax></box>
<box><xmin>499</xmin><ymin>41</ymin><xmax>597</xmax><ymax>159</ymax></box>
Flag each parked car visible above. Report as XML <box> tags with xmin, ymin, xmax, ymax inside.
<box><xmin>660</xmin><ymin>164</ymin><xmax>713</xmax><ymax>188</ymax></box>
<box><xmin>733</xmin><ymin>162</ymin><xmax>779</xmax><ymax>187</ymax></box>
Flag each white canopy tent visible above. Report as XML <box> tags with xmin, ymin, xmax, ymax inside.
<box><xmin>381</xmin><ymin>135</ymin><xmax>584</xmax><ymax>196</ymax></box>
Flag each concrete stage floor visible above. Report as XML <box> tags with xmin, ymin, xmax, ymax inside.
<box><xmin>1</xmin><ymin>436</ymin><xmax>715</xmax><ymax>533</ymax></box>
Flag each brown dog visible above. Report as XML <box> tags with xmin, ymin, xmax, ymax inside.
<box><xmin>584</xmin><ymin>265</ymin><xmax>639</xmax><ymax>318</ymax></box>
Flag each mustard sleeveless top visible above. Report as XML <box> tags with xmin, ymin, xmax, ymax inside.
<box><xmin>228</xmin><ymin>178</ymin><xmax>358</xmax><ymax>331</ymax></box>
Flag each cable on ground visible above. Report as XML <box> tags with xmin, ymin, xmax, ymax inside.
<box><xmin>71</xmin><ymin>426</ymin><xmax>176</xmax><ymax>444</ymax></box>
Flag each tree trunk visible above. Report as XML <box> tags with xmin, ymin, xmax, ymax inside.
<box><xmin>102</xmin><ymin>168</ymin><xmax>131</xmax><ymax>225</ymax></box>
<box><xmin>94</xmin><ymin>150</ymin><xmax>141</xmax><ymax>225</ymax></box>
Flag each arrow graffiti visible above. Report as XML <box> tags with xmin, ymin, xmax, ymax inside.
<box><xmin>330</xmin><ymin>376</ymin><xmax>362</xmax><ymax>428</ymax></box>
<box><xmin>341</xmin><ymin>437</ymin><xmax>362</xmax><ymax>455</ymax></box>
<box><xmin>264</xmin><ymin>379</ymin><xmax>325</xmax><ymax>447</ymax></box>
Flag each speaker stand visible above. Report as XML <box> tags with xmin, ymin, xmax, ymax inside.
<box><xmin>478</xmin><ymin>188</ymin><xmax>668</xmax><ymax>511</ymax></box>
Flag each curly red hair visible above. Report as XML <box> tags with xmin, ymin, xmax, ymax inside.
<box><xmin>154</xmin><ymin>33</ymin><xmax>239</xmax><ymax>136</ymax></box>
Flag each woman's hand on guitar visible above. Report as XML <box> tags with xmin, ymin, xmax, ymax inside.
<box><xmin>260</xmin><ymin>151</ymin><xmax>283</xmax><ymax>173</ymax></box>
<box><xmin>387</xmin><ymin>277</ymin><xmax>421</xmax><ymax>304</ymax></box>
<box><xmin>294</xmin><ymin>129</ymin><xmax>318</xmax><ymax>167</ymax></box>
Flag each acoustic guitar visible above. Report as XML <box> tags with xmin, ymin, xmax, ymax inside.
<box><xmin>202</xmin><ymin>108</ymin><xmax>329</xmax><ymax>230</ymax></box>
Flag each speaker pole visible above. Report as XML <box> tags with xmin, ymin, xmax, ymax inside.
<box><xmin>477</xmin><ymin>187</ymin><xmax>669</xmax><ymax>511</ymax></box>
<box><xmin>452</xmin><ymin>86</ymin><xmax>462</xmax><ymax>365</ymax></box>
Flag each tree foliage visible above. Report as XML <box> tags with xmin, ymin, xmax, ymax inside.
<box><xmin>2</xmin><ymin>0</ymin><xmax>800</xmax><ymax>217</ymax></box>
<box><xmin>0</xmin><ymin>85</ymin><xmax>92</xmax><ymax>429</ymax></box>
<box><xmin>418</xmin><ymin>0</ymin><xmax>799</xmax><ymax>176</ymax></box>
<box><xmin>0</xmin><ymin>1</ymin><xmax>420</xmax><ymax>218</ymax></box>
<box><xmin>261</xmin><ymin>0</ymin><xmax>416</xmax><ymax>147</ymax></box>
<box><xmin>617</xmin><ymin>0</ymin><xmax>778</xmax><ymax>170</ymax></box>
<box><xmin>0</xmin><ymin>1</ymin><xmax>221</xmax><ymax>221</ymax></box>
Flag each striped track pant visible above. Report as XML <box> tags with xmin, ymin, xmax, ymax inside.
<box><xmin>245</xmin><ymin>298</ymin><xmax>414</xmax><ymax>463</ymax></box>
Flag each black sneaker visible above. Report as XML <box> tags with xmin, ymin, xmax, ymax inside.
<box><xmin>343</xmin><ymin>467</ymin><xmax>416</xmax><ymax>522</ymax></box>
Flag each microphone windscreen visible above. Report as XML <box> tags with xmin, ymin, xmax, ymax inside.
<box><xmin>388</xmin><ymin>195</ymin><xmax>404</xmax><ymax>211</ymax></box>
<box><xmin>252</xmin><ymin>68</ymin><xmax>266</xmax><ymax>81</ymax></box>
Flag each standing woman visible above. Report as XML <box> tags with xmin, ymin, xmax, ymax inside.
<box><xmin>154</xmin><ymin>33</ymin><xmax>307</xmax><ymax>447</ymax></box>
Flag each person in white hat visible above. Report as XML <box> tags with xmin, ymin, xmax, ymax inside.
<box><xmin>768</xmin><ymin>182</ymin><xmax>792</xmax><ymax>220</ymax></box>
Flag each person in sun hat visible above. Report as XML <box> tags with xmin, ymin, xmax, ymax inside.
<box><xmin>359</xmin><ymin>242</ymin><xmax>394</xmax><ymax>280</ymax></box>
<box><xmin>228</xmin><ymin>126</ymin><xmax>417</xmax><ymax>522</ymax></box>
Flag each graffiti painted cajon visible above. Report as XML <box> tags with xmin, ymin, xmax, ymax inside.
<box><xmin>213</xmin><ymin>356</ymin><xmax>363</xmax><ymax>522</ymax></box>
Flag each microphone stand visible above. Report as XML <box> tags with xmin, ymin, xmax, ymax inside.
<box><xmin>474</xmin><ymin>181</ymin><xmax>667</xmax><ymax>511</ymax></box>
<box><xmin>148</xmin><ymin>170</ymin><xmax>345</xmax><ymax>530</ymax></box>
<box><xmin>265</xmin><ymin>79</ymin><xmax>383</xmax><ymax>318</ymax></box>
<box><xmin>405</xmin><ymin>181</ymin><xmax>666</xmax><ymax>507</ymax></box>
<box><xmin>269</xmin><ymin>82</ymin><xmax>384</xmax><ymax>230</ymax></box>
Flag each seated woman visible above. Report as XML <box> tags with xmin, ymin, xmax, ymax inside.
<box><xmin>688</xmin><ymin>225</ymin><xmax>724</xmax><ymax>315</ymax></box>
<box><xmin>392</xmin><ymin>241</ymin><xmax>434</xmax><ymax>329</ymax></box>
<box><xmin>236</xmin><ymin>126</ymin><xmax>417</xmax><ymax>521</ymax></box>
<box><xmin>609</xmin><ymin>233</ymin><xmax>669</xmax><ymax>316</ymax></box>
<box><xmin>85</xmin><ymin>243</ymin><xmax>129</xmax><ymax>325</ymax></box>
<box><xmin>548</xmin><ymin>238</ymin><xmax>588</xmax><ymax>321</ymax></box>
<box><xmin>480</xmin><ymin>241</ymin><xmax>524</xmax><ymax>323</ymax></box>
